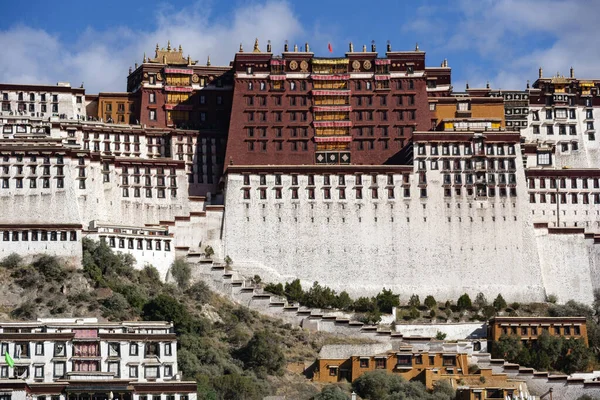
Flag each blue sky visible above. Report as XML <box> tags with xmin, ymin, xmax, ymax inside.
<box><xmin>1</xmin><ymin>0</ymin><xmax>598</xmax><ymax>93</ymax></box>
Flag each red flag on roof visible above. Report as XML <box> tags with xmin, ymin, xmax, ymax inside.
<box><xmin>328</xmin><ymin>42</ymin><xmax>333</xmax><ymax>53</ymax></box>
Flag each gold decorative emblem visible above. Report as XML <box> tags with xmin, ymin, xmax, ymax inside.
<box><xmin>192</xmin><ymin>74</ymin><xmax>200</xmax><ymax>83</ymax></box>
<box><xmin>300</xmin><ymin>60</ymin><xmax>309</xmax><ymax>71</ymax></box>
<box><xmin>208</xmin><ymin>75</ymin><xmax>214</xmax><ymax>81</ymax></box>
<box><xmin>156</xmin><ymin>73</ymin><xmax>163</xmax><ymax>81</ymax></box>
<box><xmin>143</xmin><ymin>72</ymin><xmax>149</xmax><ymax>79</ymax></box>
<box><xmin>363</xmin><ymin>60</ymin><xmax>372</xmax><ymax>70</ymax></box>
<box><xmin>352</xmin><ymin>60</ymin><xmax>360</xmax><ymax>70</ymax></box>
<box><xmin>289</xmin><ymin>60</ymin><xmax>298</xmax><ymax>70</ymax></box>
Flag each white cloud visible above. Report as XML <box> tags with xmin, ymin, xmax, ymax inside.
<box><xmin>0</xmin><ymin>1</ymin><xmax>303</xmax><ymax>93</ymax></box>
<box><xmin>406</xmin><ymin>0</ymin><xmax>600</xmax><ymax>89</ymax></box>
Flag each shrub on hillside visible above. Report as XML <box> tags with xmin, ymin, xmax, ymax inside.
<box><xmin>312</xmin><ymin>386</ymin><xmax>349</xmax><ymax>400</ymax></box>
<box><xmin>408</xmin><ymin>294</ymin><xmax>420</xmax><ymax>308</ymax></box>
<box><xmin>170</xmin><ymin>258</ymin><xmax>192</xmax><ymax>288</ymax></box>
<box><xmin>101</xmin><ymin>293</ymin><xmax>131</xmax><ymax>320</ymax></box>
<box><xmin>211</xmin><ymin>373</ymin><xmax>267</xmax><ymax>400</ymax></box>
<box><xmin>335</xmin><ymin>291</ymin><xmax>353</xmax><ymax>311</ymax></box>
<box><xmin>353</xmin><ymin>296</ymin><xmax>378</xmax><ymax>313</ymax></box>
<box><xmin>352</xmin><ymin>370</ymin><xmax>454</xmax><ymax>399</ymax></box>
<box><xmin>235</xmin><ymin>330</ymin><xmax>285</xmax><ymax>375</ymax></box>
<box><xmin>424</xmin><ymin>295</ymin><xmax>437</xmax><ymax>310</ymax></box>
<box><xmin>474</xmin><ymin>292</ymin><xmax>488</xmax><ymax>310</ymax></box>
<box><xmin>32</xmin><ymin>255</ymin><xmax>65</xmax><ymax>282</ymax></box>
<box><xmin>0</xmin><ymin>253</ymin><xmax>23</xmax><ymax>269</ymax></box>
<box><xmin>187</xmin><ymin>281</ymin><xmax>212</xmax><ymax>304</ymax></box>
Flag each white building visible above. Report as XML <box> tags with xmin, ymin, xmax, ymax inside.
<box><xmin>0</xmin><ymin>318</ymin><xmax>197</xmax><ymax>400</ymax></box>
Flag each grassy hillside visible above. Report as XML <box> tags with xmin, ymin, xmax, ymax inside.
<box><xmin>0</xmin><ymin>240</ymin><xmax>373</xmax><ymax>400</ymax></box>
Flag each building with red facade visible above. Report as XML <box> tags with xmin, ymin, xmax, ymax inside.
<box><xmin>224</xmin><ymin>40</ymin><xmax>441</xmax><ymax>167</ymax></box>
<box><xmin>122</xmin><ymin>43</ymin><xmax>235</xmax><ymax>194</ymax></box>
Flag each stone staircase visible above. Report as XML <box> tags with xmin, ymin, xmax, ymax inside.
<box><xmin>474</xmin><ymin>356</ymin><xmax>600</xmax><ymax>398</ymax></box>
<box><xmin>187</xmin><ymin>256</ymin><xmax>411</xmax><ymax>341</ymax></box>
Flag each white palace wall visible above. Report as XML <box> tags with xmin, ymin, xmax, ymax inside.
<box><xmin>222</xmin><ymin>170</ymin><xmax>548</xmax><ymax>302</ymax></box>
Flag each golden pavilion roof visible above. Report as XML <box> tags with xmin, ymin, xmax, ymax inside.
<box><xmin>146</xmin><ymin>41</ymin><xmax>196</xmax><ymax>66</ymax></box>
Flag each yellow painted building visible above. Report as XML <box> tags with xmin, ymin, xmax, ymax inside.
<box><xmin>431</xmin><ymin>89</ymin><xmax>506</xmax><ymax>131</ymax></box>
<box><xmin>313</xmin><ymin>349</ymin><xmax>469</xmax><ymax>384</ymax></box>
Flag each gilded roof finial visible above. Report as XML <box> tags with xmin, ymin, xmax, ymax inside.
<box><xmin>162</xmin><ymin>55</ymin><xmax>167</xmax><ymax>64</ymax></box>
<box><xmin>207</xmin><ymin>55</ymin><xmax>211</xmax><ymax>66</ymax></box>
<box><xmin>349</xmin><ymin>42</ymin><xmax>354</xmax><ymax>52</ymax></box>
<box><xmin>415</xmin><ymin>42</ymin><xmax>419</xmax><ymax>51</ymax></box>
<box><xmin>187</xmin><ymin>55</ymin><xmax>192</xmax><ymax>66</ymax></box>
<box><xmin>179</xmin><ymin>44</ymin><xmax>182</xmax><ymax>53</ymax></box>
<box><xmin>539</xmin><ymin>67</ymin><xmax>543</xmax><ymax>78</ymax></box>
<box><xmin>294</xmin><ymin>43</ymin><xmax>298</xmax><ymax>52</ymax></box>
<box><xmin>253</xmin><ymin>38</ymin><xmax>260</xmax><ymax>52</ymax></box>
<box><xmin>362</xmin><ymin>44</ymin><xmax>367</xmax><ymax>52</ymax></box>
<box><xmin>143</xmin><ymin>52</ymin><xmax>147</xmax><ymax>63</ymax></box>
<box><xmin>239</xmin><ymin>43</ymin><xmax>244</xmax><ymax>52</ymax></box>
<box><xmin>167</xmin><ymin>40</ymin><xmax>171</xmax><ymax>51</ymax></box>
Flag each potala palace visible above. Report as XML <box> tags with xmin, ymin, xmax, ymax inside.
<box><xmin>1</xmin><ymin>41</ymin><xmax>599</xmax><ymax>304</ymax></box>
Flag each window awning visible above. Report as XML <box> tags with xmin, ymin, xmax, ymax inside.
<box><xmin>314</xmin><ymin>136</ymin><xmax>352</xmax><ymax>143</ymax></box>
<box><xmin>312</xmin><ymin>106</ymin><xmax>352</xmax><ymax>112</ymax></box>
<box><xmin>312</xmin><ymin>90</ymin><xmax>351</xmax><ymax>96</ymax></box>
<box><xmin>375</xmin><ymin>75</ymin><xmax>390</xmax><ymax>81</ymax></box>
<box><xmin>311</xmin><ymin>74</ymin><xmax>350</xmax><ymax>81</ymax></box>
<box><xmin>269</xmin><ymin>75</ymin><xmax>286</xmax><ymax>81</ymax></box>
<box><xmin>313</xmin><ymin>121</ymin><xmax>352</xmax><ymax>128</ymax></box>
<box><xmin>375</xmin><ymin>59</ymin><xmax>391</xmax><ymax>65</ymax></box>
<box><xmin>164</xmin><ymin>86</ymin><xmax>193</xmax><ymax>92</ymax></box>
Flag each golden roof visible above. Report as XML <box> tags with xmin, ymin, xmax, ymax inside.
<box><xmin>146</xmin><ymin>41</ymin><xmax>196</xmax><ymax>66</ymax></box>
<box><xmin>550</xmin><ymin>75</ymin><xmax>569</xmax><ymax>85</ymax></box>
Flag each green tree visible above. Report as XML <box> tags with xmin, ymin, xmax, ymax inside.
<box><xmin>264</xmin><ymin>283</ymin><xmax>285</xmax><ymax>297</ymax></box>
<box><xmin>376</xmin><ymin>288</ymin><xmax>400</xmax><ymax>313</ymax></box>
<box><xmin>311</xmin><ymin>386</ymin><xmax>349</xmax><ymax>400</ymax></box>
<box><xmin>435</xmin><ymin>331</ymin><xmax>447</xmax><ymax>340</ymax></box>
<box><xmin>284</xmin><ymin>279</ymin><xmax>304</xmax><ymax>302</ymax></box>
<box><xmin>170</xmin><ymin>258</ymin><xmax>192</xmax><ymax>288</ymax></box>
<box><xmin>492</xmin><ymin>334</ymin><xmax>523</xmax><ymax>362</ymax></box>
<box><xmin>142</xmin><ymin>294</ymin><xmax>206</xmax><ymax>335</ymax></box>
<box><xmin>408</xmin><ymin>294</ymin><xmax>420</xmax><ymax>308</ymax></box>
<box><xmin>353</xmin><ymin>297</ymin><xmax>378</xmax><ymax>313</ymax></box>
<box><xmin>352</xmin><ymin>370</ymin><xmax>405</xmax><ymax>399</ymax></box>
<box><xmin>424</xmin><ymin>295</ymin><xmax>437</xmax><ymax>310</ymax></box>
<box><xmin>101</xmin><ymin>293</ymin><xmax>131</xmax><ymax>320</ymax></box>
<box><xmin>303</xmin><ymin>281</ymin><xmax>337</xmax><ymax>309</ymax></box>
<box><xmin>335</xmin><ymin>291</ymin><xmax>353</xmax><ymax>311</ymax></box>
<box><xmin>482</xmin><ymin>305</ymin><xmax>497</xmax><ymax>319</ymax></box>
<box><xmin>493</xmin><ymin>294</ymin><xmax>507</xmax><ymax>311</ymax></box>
<box><xmin>235</xmin><ymin>330</ymin><xmax>285</xmax><ymax>375</ymax></box>
<box><xmin>224</xmin><ymin>255</ymin><xmax>233</xmax><ymax>267</ymax></box>
<box><xmin>457</xmin><ymin>293</ymin><xmax>472</xmax><ymax>311</ymax></box>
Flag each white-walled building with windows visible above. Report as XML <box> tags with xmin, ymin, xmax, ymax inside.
<box><xmin>0</xmin><ymin>318</ymin><xmax>196</xmax><ymax>400</ymax></box>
